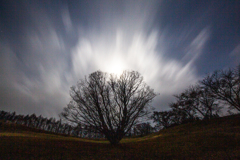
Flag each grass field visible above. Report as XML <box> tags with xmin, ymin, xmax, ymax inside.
<box><xmin>1</xmin><ymin>114</ymin><xmax>240</xmax><ymax>159</ymax></box>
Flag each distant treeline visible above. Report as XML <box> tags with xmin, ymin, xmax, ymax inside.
<box><xmin>0</xmin><ymin>110</ymin><xmax>155</xmax><ymax>138</ymax></box>
<box><xmin>152</xmin><ymin>64</ymin><xmax>240</xmax><ymax>130</ymax></box>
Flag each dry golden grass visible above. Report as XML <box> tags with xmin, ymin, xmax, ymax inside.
<box><xmin>1</xmin><ymin>114</ymin><xmax>240</xmax><ymax>159</ymax></box>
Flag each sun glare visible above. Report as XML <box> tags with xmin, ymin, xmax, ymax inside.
<box><xmin>105</xmin><ymin>58</ymin><xmax>125</xmax><ymax>76</ymax></box>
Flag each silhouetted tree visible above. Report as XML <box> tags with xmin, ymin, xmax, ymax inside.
<box><xmin>197</xmin><ymin>85</ymin><xmax>221</xmax><ymax>119</ymax></box>
<box><xmin>170</xmin><ymin>108</ymin><xmax>187</xmax><ymax>125</ymax></box>
<box><xmin>131</xmin><ymin>123</ymin><xmax>152</xmax><ymax>136</ymax></box>
<box><xmin>170</xmin><ymin>93</ymin><xmax>198</xmax><ymax>121</ymax></box>
<box><xmin>8</xmin><ymin>112</ymin><xmax>16</xmax><ymax>121</ymax></box>
<box><xmin>23</xmin><ymin>114</ymin><xmax>30</xmax><ymax>126</ymax></box>
<box><xmin>60</xmin><ymin>70</ymin><xmax>157</xmax><ymax>145</ymax></box>
<box><xmin>201</xmin><ymin>65</ymin><xmax>240</xmax><ymax>112</ymax></box>
<box><xmin>170</xmin><ymin>84</ymin><xmax>221</xmax><ymax>121</ymax></box>
<box><xmin>152</xmin><ymin>111</ymin><xmax>174</xmax><ymax>129</ymax></box>
<box><xmin>29</xmin><ymin>114</ymin><xmax>37</xmax><ymax>127</ymax></box>
<box><xmin>169</xmin><ymin>101</ymin><xmax>197</xmax><ymax>124</ymax></box>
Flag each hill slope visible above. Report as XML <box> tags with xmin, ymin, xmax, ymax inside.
<box><xmin>1</xmin><ymin>114</ymin><xmax>240</xmax><ymax>160</ymax></box>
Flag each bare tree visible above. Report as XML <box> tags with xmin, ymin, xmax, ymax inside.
<box><xmin>201</xmin><ymin>65</ymin><xmax>240</xmax><ymax>112</ymax></box>
<box><xmin>170</xmin><ymin>84</ymin><xmax>222</xmax><ymax>121</ymax></box>
<box><xmin>60</xmin><ymin>70</ymin><xmax>157</xmax><ymax>145</ymax></box>
<box><xmin>171</xmin><ymin>91</ymin><xmax>198</xmax><ymax>120</ymax></box>
<box><xmin>152</xmin><ymin>111</ymin><xmax>174</xmax><ymax>129</ymax></box>
<box><xmin>133</xmin><ymin>122</ymin><xmax>152</xmax><ymax>136</ymax></box>
<box><xmin>197</xmin><ymin>85</ymin><xmax>221</xmax><ymax>119</ymax></box>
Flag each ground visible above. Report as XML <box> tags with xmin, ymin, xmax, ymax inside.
<box><xmin>1</xmin><ymin>114</ymin><xmax>240</xmax><ymax>159</ymax></box>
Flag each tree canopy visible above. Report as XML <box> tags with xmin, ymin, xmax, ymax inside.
<box><xmin>60</xmin><ymin>70</ymin><xmax>157</xmax><ymax>145</ymax></box>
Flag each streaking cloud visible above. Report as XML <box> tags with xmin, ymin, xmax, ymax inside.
<box><xmin>69</xmin><ymin>0</ymin><xmax>209</xmax><ymax>109</ymax></box>
<box><xmin>0</xmin><ymin>0</ymin><xmax>213</xmax><ymax>117</ymax></box>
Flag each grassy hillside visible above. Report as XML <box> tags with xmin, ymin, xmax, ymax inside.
<box><xmin>1</xmin><ymin>114</ymin><xmax>240</xmax><ymax>160</ymax></box>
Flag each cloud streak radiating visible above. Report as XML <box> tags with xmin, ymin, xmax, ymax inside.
<box><xmin>68</xmin><ymin>0</ymin><xmax>209</xmax><ymax>109</ymax></box>
<box><xmin>1</xmin><ymin>0</ymin><xmax>230</xmax><ymax>118</ymax></box>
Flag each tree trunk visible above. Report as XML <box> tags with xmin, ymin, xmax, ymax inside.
<box><xmin>105</xmin><ymin>132</ymin><xmax>122</xmax><ymax>145</ymax></box>
<box><xmin>110</xmin><ymin>138</ymin><xmax>120</xmax><ymax>145</ymax></box>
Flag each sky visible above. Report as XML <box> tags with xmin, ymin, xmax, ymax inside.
<box><xmin>0</xmin><ymin>0</ymin><xmax>239</xmax><ymax>118</ymax></box>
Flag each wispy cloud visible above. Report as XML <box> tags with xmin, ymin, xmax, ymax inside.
<box><xmin>0</xmin><ymin>0</ymin><xmax>211</xmax><ymax>116</ymax></box>
<box><xmin>68</xmin><ymin>0</ymin><xmax>209</xmax><ymax>109</ymax></box>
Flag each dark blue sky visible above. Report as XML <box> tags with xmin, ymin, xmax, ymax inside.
<box><xmin>0</xmin><ymin>0</ymin><xmax>239</xmax><ymax>117</ymax></box>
